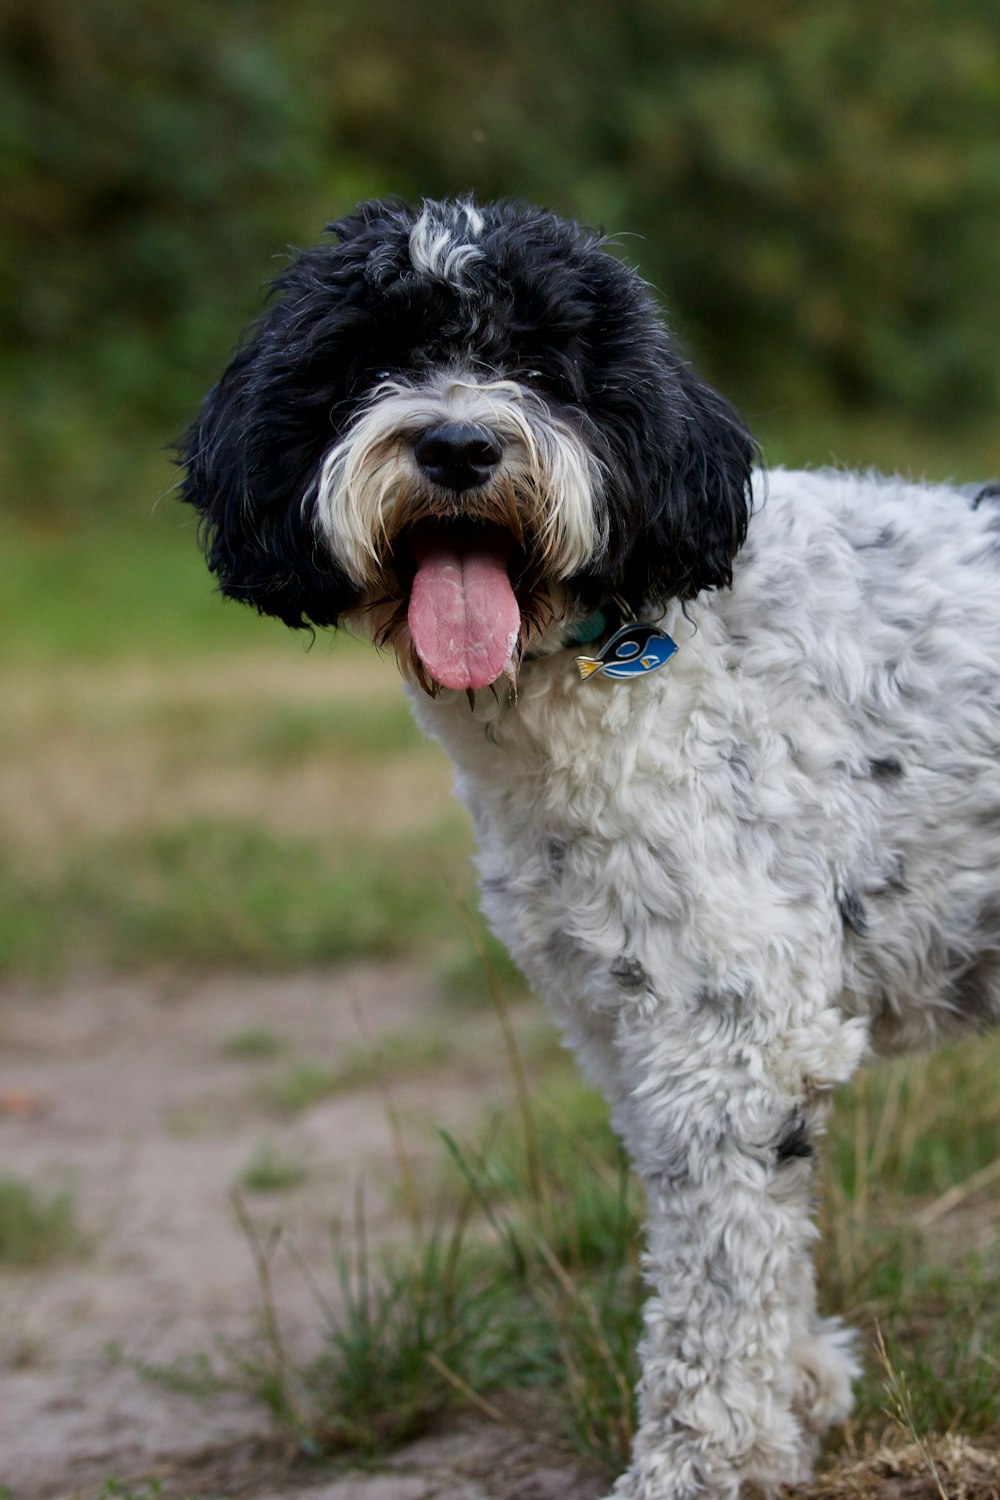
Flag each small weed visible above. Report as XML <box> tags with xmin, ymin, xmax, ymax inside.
<box><xmin>0</xmin><ymin>1176</ymin><xmax>84</xmax><ymax>1267</ymax></box>
<box><xmin>265</xmin><ymin>1031</ymin><xmax>453</xmax><ymax>1115</ymax></box>
<box><xmin>239</xmin><ymin>1147</ymin><xmax>309</xmax><ymax>1194</ymax></box>
<box><xmin>97</xmin><ymin>1481</ymin><xmax>196</xmax><ymax>1500</ymax></box>
<box><xmin>131</xmin><ymin>1348</ymin><xmax>230</xmax><ymax>1399</ymax></box>
<box><xmin>264</xmin><ymin>1063</ymin><xmax>342</xmax><ymax>1116</ymax></box>
<box><xmin>304</xmin><ymin>1213</ymin><xmax>528</xmax><ymax>1453</ymax></box>
<box><xmin>222</xmin><ymin>1027</ymin><xmax>287</xmax><ymax>1060</ymax></box>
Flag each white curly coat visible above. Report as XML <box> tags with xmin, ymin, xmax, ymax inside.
<box><xmin>408</xmin><ymin>466</ymin><xmax>1000</xmax><ymax>1499</ymax></box>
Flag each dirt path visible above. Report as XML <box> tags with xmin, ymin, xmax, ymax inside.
<box><xmin>0</xmin><ymin>967</ymin><xmax>600</xmax><ymax>1500</ymax></box>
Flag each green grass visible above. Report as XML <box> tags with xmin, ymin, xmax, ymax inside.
<box><xmin>244</xmin><ymin>699</ymin><xmax>423</xmax><ymax>764</ymax></box>
<box><xmin>234</xmin><ymin>1079</ymin><xmax>642</xmax><ymax>1469</ymax></box>
<box><xmin>265</xmin><ymin>1030</ymin><xmax>454</xmax><ymax>1115</ymax></box>
<box><xmin>0</xmin><ymin>1176</ymin><xmax>84</xmax><ymax>1267</ymax></box>
<box><xmin>753</xmin><ymin>409</ymin><xmax>1000</xmax><ymax>486</ymax></box>
<box><xmin>2</xmin><ymin>511</ymin><xmax>282</xmax><ymax>667</ymax></box>
<box><xmin>263</xmin><ymin>1063</ymin><xmax>344</xmax><ymax>1116</ymax></box>
<box><xmin>226</xmin><ymin>1030</ymin><xmax>1000</xmax><ymax>1477</ymax></box>
<box><xmin>222</xmin><ymin>1027</ymin><xmax>289</xmax><ymax>1060</ymax></box>
<box><xmin>239</xmin><ymin>1147</ymin><xmax>309</xmax><ymax>1195</ymax></box>
<box><xmin>96</xmin><ymin>1482</ymin><xmax>196</xmax><ymax>1500</ymax></box>
<box><xmin>0</xmin><ymin>817</ymin><xmax>472</xmax><ymax>980</ymax></box>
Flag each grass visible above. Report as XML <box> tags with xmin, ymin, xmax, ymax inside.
<box><xmin>817</xmin><ymin>1044</ymin><xmax>1000</xmax><ymax>1442</ymax></box>
<box><xmin>264</xmin><ymin>1030</ymin><xmax>455</xmax><ymax>1114</ymax></box>
<box><xmin>0</xmin><ymin>817</ymin><xmax>472</xmax><ymax>980</ymax></box>
<box><xmin>1</xmin><ymin>478</ymin><xmax>294</xmax><ymax>667</ymax></box>
<box><xmin>222</xmin><ymin>1026</ymin><xmax>288</xmax><ymax>1060</ymax></box>
<box><xmin>96</xmin><ymin>1483</ymin><xmax>195</xmax><ymax>1500</ymax></box>
<box><xmin>239</xmin><ymin>1147</ymin><xmax>310</xmax><ymax>1195</ymax></box>
<box><xmin>263</xmin><ymin>1063</ymin><xmax>344</xmax><ymax>1116</ymax></box>
<box><xmin>0</xmin><ymin>1176</ymin><xmax>84</xmax><ymax>1267</ymax></box>
<box><xmin>224</xmin><ymin>1022</ymin><xmax>1000</xmax><ymax>1482</ymax></box>
<box><xmin>233</xmin><ymin>1080</ymin><xmax>642</xmax><ymax>1468</ymax></box>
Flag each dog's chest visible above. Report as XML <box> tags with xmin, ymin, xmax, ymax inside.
<box><xmin>411</xmin><ymin>638</ymin><xmax>858</xmax><ymax>1033</ymax></box>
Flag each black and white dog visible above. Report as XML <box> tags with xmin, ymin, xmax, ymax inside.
<box><xmin>182</xmin><ymin>198</ymin><xmax>1000</xmax><ymax>1499</ymax></box>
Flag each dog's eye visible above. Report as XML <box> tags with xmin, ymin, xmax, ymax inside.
<box><xmin>374</xmin><ymin>369</ymin><xmax>393</xmax><ymax>382</ymax></box>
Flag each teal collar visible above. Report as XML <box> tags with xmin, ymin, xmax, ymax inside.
<box><xmin>565</xmin><ymin>608</ymin><xmax>609</xmax><ymax>646</ymax></box>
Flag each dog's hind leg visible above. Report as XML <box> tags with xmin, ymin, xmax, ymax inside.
<box><xmin>604</xmin><ymin>1005</ymin><xmax>868</xmax><ymax>1500</ymax></box>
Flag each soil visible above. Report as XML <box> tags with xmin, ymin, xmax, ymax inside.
<box><xmin>0</xmin><ymin>966</ymin><xmax>600</xmax><ymax>1500</ymax></box>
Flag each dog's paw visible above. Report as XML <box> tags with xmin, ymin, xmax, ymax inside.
<box><xmin>790</xmin><ymin>1318</ymin><xmax>860</xmax><ymax>1432</ymax></box>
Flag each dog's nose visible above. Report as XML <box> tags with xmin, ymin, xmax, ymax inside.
<box><xmin>413</xmin><ymin>423</ymin><xmax>502</xmax><ymax>491</ymax></box>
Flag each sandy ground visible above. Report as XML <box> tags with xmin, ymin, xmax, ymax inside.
<box><xmin>0</xmin><ymin>966</ymin><xmax>601</xmax><ymax>1500</ymax></box>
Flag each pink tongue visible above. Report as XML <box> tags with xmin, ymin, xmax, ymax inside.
<box><xmin>408</xmin><ymin>532</ymin><xmax>521</xmax><ymax>691</ymax></box>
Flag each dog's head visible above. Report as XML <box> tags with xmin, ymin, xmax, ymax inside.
<box><xmin>181</xmin><ymin>197</ymin><xmax>753</xmax><ymax>693</ymax></box>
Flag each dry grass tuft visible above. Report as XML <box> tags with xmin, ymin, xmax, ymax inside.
<box><xmin>793</xmin><ymin>1436</ymin><xmax>1000</xmax><ymax>1500</ymax></box>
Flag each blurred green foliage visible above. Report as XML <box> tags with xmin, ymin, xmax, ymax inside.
<box><xmin>3</xmin><ymin>0</ymin><xmax>999</xmax><ymax>525</ymax></box>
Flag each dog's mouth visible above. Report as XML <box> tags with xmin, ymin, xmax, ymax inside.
<box><xmin>405</xmin><ymin>520</ymin><xmax>522</xmax><ymax>693</ymax></box>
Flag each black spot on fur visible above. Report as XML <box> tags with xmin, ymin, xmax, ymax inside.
<box><xmin>694</xmin><ymin>985</ymin><xmax>752</xmax><ymax>1017</ymax></box>
<box><xmin>776</xmin><ymin>1114</ymin><xmax>813</xmax><ymax>1163</ymax></box>
<box><xmin>547</xmin><ymin>837</ymin><xmax>569</xmax><ymax>870</ymax></box>
<box><xmin>838</xmin><ymin>888</ymin><xmax>868</xmax><ymax>936</ymax></box>
<box><xmin>946</xmin><ymin>955</ymin><xmax>1000</xmax><ymax>1025</ymax></box>
<box><xmin>869</xmin><ymin>856</ymin><xmax>908</xmax><ymax>897</ymax></box>
<box><xmin>870</xmin><ymin>756</ymin><xmax>904</xmax><ymax>781</ymax></box>
<box><xmin>545</xmin><ymin>930</ymin><xmax>582</xmax><ymax>969</ymax></box>
<box><xmin>726</xmin><ymin>743</ymin><xmax>754</xmax><ymax>785</ymax></box>
<box><xmin>610</xmin><ymin>956</ymin><xmax>648</xmax><ymax>992</ymax></box>
<box><xmin>945</xmin><ymin>899</ymin><xmax>1000</xmax><ymax>1026</ymax></box>
<box><xmin>969</xmin><ymin>481</ymin><xmax>1000</xmax><ymax>510</ymax></box>
<box><xmin>853</xmin><ymin>525</ymin><xmax>896</xmax><ymax>551</ymax></box>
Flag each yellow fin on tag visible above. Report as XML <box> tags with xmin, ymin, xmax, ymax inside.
<box><xmin>576</xmin><ymin>657</ymin><xmax>603</xmax><ymax>681</ymax></box>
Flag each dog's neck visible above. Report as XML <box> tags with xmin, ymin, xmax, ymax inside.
<box><xmin>404</xmin><ymin>588</ymin><xmax>713</xmax><ymax>804</ymax></box>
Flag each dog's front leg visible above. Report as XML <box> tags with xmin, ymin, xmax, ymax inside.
<box><xmin>607</xmin><ymin>1006</ymin><xmax>867</xmax><ymax>1500</ymax></box>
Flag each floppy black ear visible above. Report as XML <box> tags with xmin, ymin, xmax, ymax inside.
<box><xmin>593</xmin><ymin>358</ymin><xmax>755</xmax><ymax>612</ymax></box>
<box><xmin>653</xmin><ymin>363</ymin><xmax>755</xmax><ymax>602</ymax></box>
<box><xmin>179</xmin><ymin>330</ymin><xmax>361</xmax><ymax>629</ymax></box>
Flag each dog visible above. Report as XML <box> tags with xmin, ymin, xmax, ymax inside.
<box><xmin>181</xmin><ymin>197</ymin><xmax>1000</xmax><ymax>1499</ymax></box>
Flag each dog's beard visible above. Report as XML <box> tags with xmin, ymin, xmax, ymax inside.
<box><xmin>310</xmin><ymin>375</ymin><xmax>606</xmax><ymax>694</ymax></box>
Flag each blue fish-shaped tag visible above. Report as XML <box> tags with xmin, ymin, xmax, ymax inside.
<box><xmin>576</xmin><ymin>622</ymin><xmax>678</xmax><ymax>682</ymax></box>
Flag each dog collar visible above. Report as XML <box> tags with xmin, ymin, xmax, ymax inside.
<box><xmin>565</xmin><ymin>609</ymin><xmax>609</xmax><ymax>645</ymax></box>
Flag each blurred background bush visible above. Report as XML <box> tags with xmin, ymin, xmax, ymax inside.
<box><xmin>4</xmin><ymin>0</ymin><xmax>1000</xmax><ymax>531</ymax></box>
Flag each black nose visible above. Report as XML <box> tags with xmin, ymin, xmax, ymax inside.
<box><xmin>413</xmin><ymin>422</ymin><xmax>502</xmax><ymax>491</ymax></box>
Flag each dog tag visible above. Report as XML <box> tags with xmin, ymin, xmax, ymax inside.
<box><xmin>576</xmin><ymin>623</ymin><xmax>678</xmax><ymax>682</ymax></box>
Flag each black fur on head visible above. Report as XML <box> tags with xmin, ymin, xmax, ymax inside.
<box><xmin>180</xmin><ymin>197</ymin><xmax>754</xmax><ymax>630</ymax></box>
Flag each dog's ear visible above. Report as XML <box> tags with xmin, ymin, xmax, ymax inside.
<box><xmin>650</xmin><ymin>362</ymin><xmax>756</xmax><ymax>602</ymax></box>
<box><xmin>611</xmin><ymin>360</ymin><xmax>754</xmax><ymax>609</ymax></box>
<box><xmin>179</xmin><ymin>325</ymin><xmax>361</xmax><ymax>629</ymax></box>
